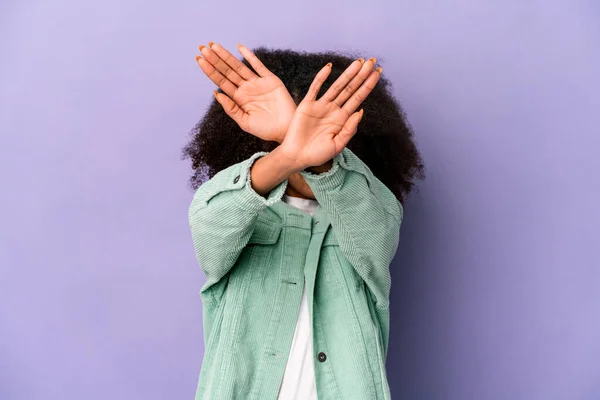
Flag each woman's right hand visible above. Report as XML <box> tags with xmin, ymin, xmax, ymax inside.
<box><xmin>196</xmin><ymin>43</ymin><xmax>297</xmax><ymax>144</ymax></box>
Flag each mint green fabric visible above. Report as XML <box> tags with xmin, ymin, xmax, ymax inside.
<box><xmin>189</xmin><ymin>147</ymin><xmax>403</xmax><ymax>400</ymax></box>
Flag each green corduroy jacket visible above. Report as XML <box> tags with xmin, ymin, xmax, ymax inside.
<box><xmin>188</xmin><ymin>146</ymin><xmax>403</xmax><ymax>400</ymax></box>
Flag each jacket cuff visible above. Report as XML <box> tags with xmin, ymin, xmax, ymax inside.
<box><xmin>299</xmin><ymin>150</ymin><xmax>347</xmax><ymax>191</ymax></box>
<box><xmin>237</xmin><ymin>151</ymin><xmax>289</xmax><ymax>211</ymax></box>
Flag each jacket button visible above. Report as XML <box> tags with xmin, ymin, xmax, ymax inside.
<box><xmin>317</xmin><ymin>352</ymin><xmax>327</xmax><ymax>362</ymax></box>
<box><xmin>233</xmin><ymin>175</ymin><xmax>240</xmax><ymax>184</ymax></box>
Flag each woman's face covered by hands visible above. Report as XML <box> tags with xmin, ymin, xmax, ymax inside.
<box><xmin>195</xmin><ymin>43</ymin><xmax>381</xmax><ymax>200</ymax></box>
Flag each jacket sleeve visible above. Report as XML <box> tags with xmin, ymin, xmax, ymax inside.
<box><xmin>189</xmin><ymin>151</ymin><xmax>289</xmax><ymax>303</ymax></box>
<box><xmin>299</xmin><ymin>147</ymin><xmax>403</xmax><ymax>310</ymax></box>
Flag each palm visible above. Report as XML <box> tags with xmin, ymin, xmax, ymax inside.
<box><xmin>195</xmin><ymin>43</ymin><xmax>295</xmax><ymax>143</ymax></box>
<box><xmin>280</xmin><ymin>58</ymin><xmax>382</xmax><ymax>171</ymax></box>
<box><xmin>231</xmin><ymin>76</ymin><xmax>295</xmax><ymax>141</ymax></box>
<box><xmin>285</xmin><ymin>103</ymin><xmax>350</xmax><ymax>168</ymax></box>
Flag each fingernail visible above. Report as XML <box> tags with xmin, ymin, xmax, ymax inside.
<box><xmin>326</xmin><ymin>62</ymin><xmax>332</xmax><ymax>67</ymax></box>
<box><xmin>359</xmin><ymin>109</ymin><xmax>365</xmax><ymax>120</ymax></box>
<box><xmin>369</xmin><ymin>57</ymin><xmax>376</xmax><ymax>64</ymax></box>
<box><xmin>198</xmin><ymin>45</ymin><xmax>206</xmax><ymax>51</ymax></box>
<box><xmin>358</xmin><ymin>58</ymin><xmax>364</xmax><ymax>63</ymax></box>
<box><xmin>195</xmin><ymin>55</ymin><xmax>202</xmax><ymax>62</ymax></box>
<box><xmin>376</xmin><ymin>67</ymin><xmax>383</xmax><ymax>73</ymax></box>
<box><xmin>208</xmin><ymin>41</ymin><xmax>214</xmax><ymax>47</ymax></box>
<box><xmin>237</xmin><ymin>43</ymin><xmax>244</xmax><ymax>49</ymax></box>
<box><xmin>213</xmin><ymin>90</ymin><xmax>219</xmax><ymax>99</ymax></box>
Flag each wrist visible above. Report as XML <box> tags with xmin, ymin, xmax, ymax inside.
<box><xmin>276</xmin><ymin>125</ymin><xmax>292</xmax><ymax>144</ymax></box>
<box><xmin>276</xmin><ymin>108</ymin><xmax>296</xmax><ymax>144</ymax></box>
<box><xmin>276</xmin><ymin>131</ymin><xmax>286</xmax><ymax>145</ymax></box>
<box><xmin>270</xmin><ymin>145</ymin><xmax>304</xmax><ymax>176</ymax></box>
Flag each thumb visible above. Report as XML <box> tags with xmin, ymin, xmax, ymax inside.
<box><xmin>214</xmin><ymin>91</ymin><xmax>248</xmax><ymax>129</ymax></box>
<box><xmin>334</xmin><ymin>109</ymin><xmax>364</xmax><ymax>150</ymax></box>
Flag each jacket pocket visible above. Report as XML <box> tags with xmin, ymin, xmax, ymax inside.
<box><xmin>228</xmin><ymin>217</ymin><xmax>281</xmax><ymax>286</ymax></box>
<box><xmin>248</xmin><ymin>217</ymin><xmax>282</xmax><ymax>245</ymax></box>
<box><xmin>245</xmin><ymin>218</ymin><xmax>281</xmax><ymax>284</ymax></box>
<box><xmin>322</xmin><ymin>229</ymin><xmax>363</xmax><ymax>290</ymax></box>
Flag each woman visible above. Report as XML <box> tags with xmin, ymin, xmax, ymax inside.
<box><xmin>183</xmin><ymin>43</ymin><xmax>424</xmax><ymax>400</ymax></box>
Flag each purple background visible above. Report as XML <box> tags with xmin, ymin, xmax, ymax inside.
<box><xmin>1</xmin><ymin>0</ymin><xmax>599</xmax><ymax>399</ymax></box>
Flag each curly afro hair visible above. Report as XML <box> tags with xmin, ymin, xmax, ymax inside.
<box><xmin>182</xmin><ymin>47</ymin><xmax>425</xmax><ymax>204</ymax></box>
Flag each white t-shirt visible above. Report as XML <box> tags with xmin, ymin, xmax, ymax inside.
<box><xmin>277</xmin><ymin>194</ymin><xmax>319</xmax><ymax>400</ymax></box>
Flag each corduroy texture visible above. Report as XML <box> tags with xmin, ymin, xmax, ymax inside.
<box><xmin>189</xmin><ymin>147</ymin><xmax>402</xmax><ymax>400</ymax></box>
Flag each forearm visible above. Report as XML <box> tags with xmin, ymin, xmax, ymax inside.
<box><xmin>249</xmin><ymin>145</ymin><xmax>302</xmax><ymax>197</ymax></box>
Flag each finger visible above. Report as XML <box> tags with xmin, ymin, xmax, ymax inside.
<box><xmin>196</xmin><ymin>55</ymin><xmax>238</xmax><ymax>98</ymax></box>
<box><xmin>341</xmin><ymin>67</ymin><xmax>382</xmax><ymax>114</ymax></box>
<box><xmin>334</xmin><ymin>57</ymin><xmax>376</xmax><ymax>106</ymax></box>
<box><xmin>334</xmin><ymin>109</ymin><xmax>364</xmax><ymax>150</ymax></box>
<box><xmin>199</xmin><ymin>44</ymin><xmax>244</xmax><ymax>86</ymax></box>
<box><xmin>213</xmin><ymin>91</ymin><xmax>249</xmax><ymax>129</ymax></box>
<box><xmin>209</xmin><ymin>43</ymin><xmax>257</xmax><ymax>82</ymax></box>
<box><xmin>237</xmin><ymin>44</ymin><xmax>273</xmax><ymax>78</ymax></box>
<box><xmin>304</xmin><ymin>63</ymin><xmax>333</xmax><ymax>102</ymax></box>
<box><xmin>320</xmin><ymin>58</ymin><xmax>363</xmax><ymax>104</ymax></box>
